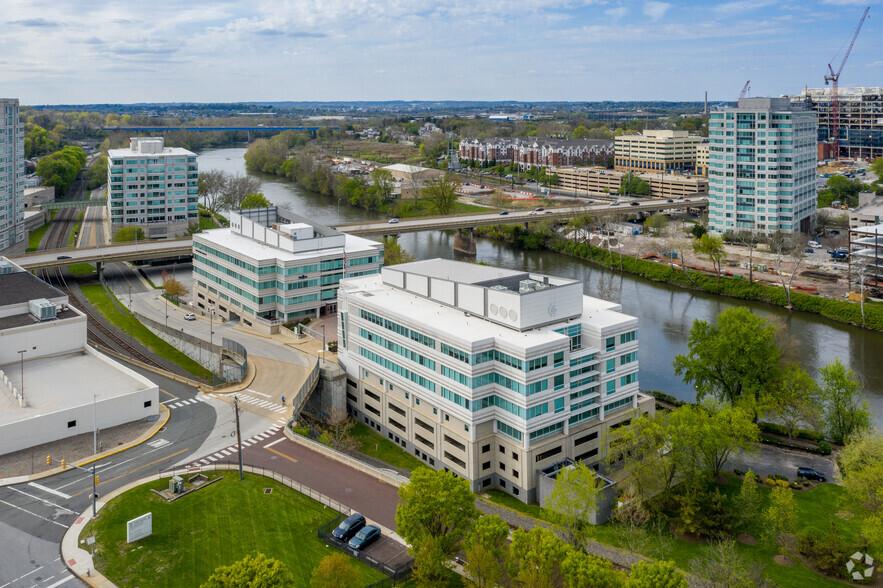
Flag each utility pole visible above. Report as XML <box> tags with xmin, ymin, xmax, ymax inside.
<box><xmin>233</xmin><ymin>395</ymin><xmax>244</xmax><ymax>480</ymax></box>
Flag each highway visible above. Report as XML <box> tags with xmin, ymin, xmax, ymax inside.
<box><xmin>10</xmin><ymin>239</ymin><xmax>193</xmax><ymax>270</ymax></box>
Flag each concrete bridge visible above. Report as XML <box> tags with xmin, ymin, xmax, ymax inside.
<box><xmin>42</xmin><ymin>198</ymin><xmax>107</xmax><ymax>210</ymax></box>
<box><xmin>102</xmin><ymin>126</ymin><xmax>340</xmax><ymax>141</ymax></box>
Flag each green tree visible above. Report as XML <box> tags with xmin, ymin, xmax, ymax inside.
<box><xmin>870</xmin><ymin>156</ymin><xmax>883</xmax><ymax>179</ymax></box>
<box><xmin>309</xmin><ymin>553</ymin><xmax>360</xmax><ymax>588</ymax></box>
<box><xmin>605</xmin><ymin>411</ymin><xmax>678</xmax><ymax>504</ymax></box>
<box><xmin>572</xmin><ymin>125</ymin><xmax>590</xmax><ymax>139</ymax></box>
<box><xmin>561</xmin><ymin>549</ymin><xmax>625</xmax><ymax>588</ymax></box>
<box><xmin>545</xmin><ymin>460</ymin><xmax>602</xmax><ymax>546</ymax></box>
<box><xmin>161</xmin><ymin>271</ymin><xmax>189</xmax><ymax>304</ymax></box>
<box><xmin>370</xmin><ymin>168</ymin><xmax>395</xmax><ymax>202</ymax></box>
<box><xmin>462</xmin><ymin>515</ymin><xmax>509</xmax><ymax>588</ymax></box>
<box><xmin>692</xmin><ymin>233</ymin><xmax>725</xmax><ymax>285</ymax></box>
<box><xmin>763</xmin><ymin>483</ymin><xmax>796</xmax><ymax>557</ymax></box>
<box><xmin>627</xmin><ymin>560</ymin><xmax>688</xmax><ymax>588</ymax></box>
<box><xmin>85</xmin><ymin>155</ymin><xmax>107</xmax><ymax>190</ymax></box>
<box><xmin>201</xmin><ymin>553</ymin><xmax>293</xmax><ymax>588</ymax></box>
<box><xmin>619</xmin><ymin>172</ymin><xmax>650</xmax><ymax>196</ymax></box>
<box><xmin>673</xmin><ymin>308</ymin><xmax>781</xmax><ymax>415</ymax></box>
<box><xmin>423</xmin><ymin>173</ymin><xmax>460</xmax><ymax>215</ymax></box>
<box><xmin>734</xmin><ymin>470</ymin><xmax>761</xmax><ymax>532</ymax></box>
<box><xmin>819</xmin><ymin>358</ymin><xmax>870</xmax><ymax>444</ymax></box>
<box><xmin>643</xmin><ymin>212</ymin><xmax>669</xmax><ymax>236</ymax></box>
<box><xmin>113</xmin><ymin>226</ymin><xmax>145</xmax><ymax>243</ymax></box>
<box><xmin>690</xmin><ymin>223</ymin><xmax>707</xmax><ymax>239</ymax></box>
<box><xmin>770</xmin><ymin>365</ymin><xmax>821</xmax><ymax>438</ymax></box>
<box><xmin>240</xmin><ymin>192</ymin><xmax>272</xmax><ymax>209</ymax></box>
<box><xmin>818</xmin><ymin>175</ymin><xmax>866</xmax><ymax>208</ymax></box>
<box><xmin>838</xmin><ymin>430</ymin><xmax>883</xmax><ymax>545</ymax></box>
<box><xmin>507</xmin><ymin>526</ymin><xmax>571</xmax><ymax>588</ymax></box>
<box><xmin>696</xmin><ymin>403</ymin><xmax>759</xmax><ymax>478</ymax></box>
<box><xmin>381</xmin><ymin>236</ymin><xmax>415</xmax><ymax>265</ymax></box>
<box><xmin>395</xmin><ymin>468</ymin><xmax>479</xmax><ymax>584</ymax></box>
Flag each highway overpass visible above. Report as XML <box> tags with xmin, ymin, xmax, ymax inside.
<box><xmin>10</xmin><ymin>239</ymin><xmax>193</xmax><ymax>272</ymax></box>
<box><xmin>103</xmin><ymin>126</ymin><xmax>339</xmax><ymax>133</ymax></box>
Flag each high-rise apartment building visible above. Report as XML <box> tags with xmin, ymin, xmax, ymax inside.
<box><xmin>337</xmin><ymin>259</ymin><xmax>653</xmax><ymax>503</ymax></box>
<box><xmin>614</xmin><ymin>130</ymin><xmax>703</xmax><ymax>174</ymax></box>
<box><xmin>707</xmin><ymin>98</ymin><xmax>817</xmax><ymax>235</ymax></box>
<box><xmin>107</xmin><ymin>137</ymin><xmax>199</xmax><ymax>239</ymax></box>
<box><xmin>0</xmin><ymin>99</ymin><xmax>25</xmax><ymax>252</ymax></box>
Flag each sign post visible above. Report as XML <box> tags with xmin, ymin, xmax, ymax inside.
<box><xmin>126</xmin><ymin>512</ymin><xmax>153</xmax><ymax>543</ymax></box>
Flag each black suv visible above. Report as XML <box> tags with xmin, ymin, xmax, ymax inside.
<box><xmin>331</xmin><ymin>513</ymin><xmax>366</xmax><ymax>542</ymax></box>
<box><xmin>797</xmin><ymin>467</ymin><xmax>826</xmax><ymax>482</ymax></box>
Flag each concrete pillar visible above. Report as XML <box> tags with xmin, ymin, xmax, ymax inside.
<box><xmin>96</xmin><ymin>261</ymin><xmax>104</xmax><ymax>282</ymax></box>
<box><xmin>453</xmin><ymin>227</ymin><xmax>476</xmax><ymax>256</ymax></box>
<box><xmin>303</xmin><ymin>363</ymin><xmax>347</xmax><ymax>421</ymax></box>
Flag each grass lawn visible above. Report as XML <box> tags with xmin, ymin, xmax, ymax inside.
<box><xmin>68</xmin><ymin>263</ymin><xmax>95</xmax><ymax>275</ymax></box>
<box><xmin>26</xmin><ymin>222</ymin><xmax>52</xmax><ymax>252</ymax></box>
<box><xmin>482</xmin><ymin>475</ymin><xmax>880</xmax><ymax>588</ymax></box>
<box><xmin>351</xmin><ymin>422</ymin><xmax>425</xmax><ymax>473</ymax></box>
<box><xmin>387</xmin><ymin>199</ymin><xmax>488</xmax><ymax>219</ymax></box>
<box><xmin>83</xmin><ymin>473</ymin><xmax>386</xmax><ymax>588</ymax></box>
<box><xmin>79</xmin><ymin>283</ymin><xmax>212</xmax><ymax>381</ymax></box>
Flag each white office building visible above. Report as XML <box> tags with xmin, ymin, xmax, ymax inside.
<box><xmin>0</xmin><ymin>99</ymin><xmax>25</xmax><ymax>252</ymax></box>
<box><xmin>107</xmin><ymin>137</ymin><xmax>199</xmax><ymax>239</ymax></box>
<box><xmin>337</xmin><ymin>259</ymin><xmax>653</xmax><ymax>503</ymax></box>
<box><xmin>707</xmin><ymin>98</ymin><xmax>817</xmax><ymax>235</ymax></box>
<box><xmin>192</xmin><ymin>207</ymin><xmax>383</xmax><ymax>332</ymax></box>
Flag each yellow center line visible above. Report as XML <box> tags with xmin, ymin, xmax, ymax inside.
<box><xmin>69</xmin><ymin>448</ymin><xmax>189</xmax><ymax>498</ymax></box>
<box><xmin>266</xmin><ymin>447</ymin><xmax>298</xmax><ymax>463</ymax></box>
<box><xmin>160</xmin><ymin>388</ymin><xmax>178</xmax><ymax>400</ymax></box>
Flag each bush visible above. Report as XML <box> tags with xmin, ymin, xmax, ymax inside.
<box><xmin>733</xmin><ymin>468</ymin><xmax>745</xmax><ymax>476</ymax></box>
<box><xmin>817</xmin><ymin>440</ymin><xmax>832</xmax><ymax>455</ymax></box>
<box><xmin>327</xmin><ymin>340</ymin><xmax>338</xmax><ymax>353</ymax></box>
<box><xmin>797</xmin><ymin>523</ymin><xmax>856</xmax><ymax>577</ymax></box>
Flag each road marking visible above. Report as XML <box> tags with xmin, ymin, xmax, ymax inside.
<box><xmin>0</xmin><ymin>499</ymin><xmax>67</xmax><ymax>528</ymax></box>
<box><xmin>0</xmin><ymin>564</ymin><xmax>42</xmax><ymax>587</ymax></box>
<box><xmin>219</xmin><ymin>450</ymin><xmax>231</xmax><ymax>456</ymax></box>
<box><xmin>275</xmin><ymin>408</ymin><xmax>287</xmax><ymax>413</ymax></box>
<box><xmin>246</xmin><ymin>389</ymin><xmax>271</xmax><ymax>398</ymax></box>
<box><xmin>200</xmin><ymin>459</ymin><xmax>210</xmax><ymax>464</ymax></box>
<box><xmin>43</xmin><ymin>574</ymin><xmax>75</xmax><ymax>588</ymax></box>
<box><xmin>213</xmin><ymin>453</ymin><xmax>224</xmax><ymax>459</ymax></box>
<box><xmin>69</xmin><ymin>449</ymin><xmax>189</xmax><ymax>498</ymax></box>
<box><xmin>256</xmin><ymin>433</ymin><xmax>269</xmax><ymax>440</ymax></box>
<box><xmin>8</xmin><ymin>488</ymin><xmax>76</xmax><ymax>513</ymax></box>
<box><xmin>160</xmin><ymin>388</ymin><xmax>178</xmax><ymax>400</ymax></box>
<box><xmin>257</xmin><ymin>401</ymin><xmax>272</xmax><ymax>408</ymax></box>
<box><xmin>148</xmin><ymin>438</ymin><xmax>170</xmax><ymax>449</ymax></box>
<box><xmin>241</xmin><ymin>441</ymin><xmax>252</xmax><ymax>447</ymax></box>
<box><xmin>264</xmin><ymin>438</ymin><xmax>285</xmax><ymax>449</ymax></box>
<box><xmin>207</xmin><ymin>456</ymin><xmax>217</xmax><ymax>462</ymax></box>
<box><xmin>266</xmin><ymin>446</ymin><xmax>298</xmax><ymax>463</ymax></box>
<box><xmin>28</xmin><ymin>482</ymin><xmax>71</xmax><ymax>500</ymax></box>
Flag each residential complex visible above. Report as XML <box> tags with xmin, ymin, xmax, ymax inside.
<box><xmin>107</xmin><ymin>137</ymin><xmax>199</xmax><ymax>239</ymax></box>
<box><xmin>554</xmin><ymin>166</ymin><xmax>707</xmax><ymax>199</ymax></box>
<box><xmin>613</xmin><ymin>130</ymin><xmax>704</xmax><ymax>174</ymax></box>
<box><xmin>0</xmin><ymin>99</ymin><xmax>25</xmax><ymax>252</ymax></box>
<box><xmin>458</xmin><ymin>137</ymin><xmax>613</xmax><ymax>169</ymax></box>
<box><xmin>790</xmin><ymin>87</ymin><xmax>883</xmax><ymax>160</ymax></box>
<box><xmin>192</xmin><ymin>206</ymin><xmax>383</xmax><ymax>331</ymax></box>
<box><xmin>0</xmin><ymin>258</ymin><xmax>158</xmax><ymax>456</ymax></box>
<box><xmin>707</xmin><ymin>98</ymin><xmax>817</xmax><ymax>235</ymax></box>
<box><xmin>337</xmin><ymin>259</ymin><xmax>652</xmax><ymax>503</ymax></box>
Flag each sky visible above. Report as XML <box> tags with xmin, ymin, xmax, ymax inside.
<box><xmin>2</xmin><ymin>0</ymin><xmax>881</xmax><ymax>105</ymax></box>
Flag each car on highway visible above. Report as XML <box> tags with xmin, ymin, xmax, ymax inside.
<box><xmin>332</xmin><ymin>513</ymin><xmax>366</xmax><ymax>542</ymax></box>
<box><xmin>610</xmin><ymin>201</ymin><xmax>620</xmax><ymax>206</ymax></box>
<box><xmin>535</xmin><ymin>207</ymin><xmax>544</xmax><ymax>211</ymax></box>
<box><xmin>388</xmin><ymin>218</ymin><xmax>399</xmax><ymax>224</ymax></box>
<box><xmin>184</xmin><ymin>313</ymin><xmax>196</xmax><ymax>321</ymax></box>
<box><xmin>57</xmin><ymin>255</ymin><xmax>71</xmax><ymax>260</ymax></box>
<box><xmin>499</xmin><ymin>211</ymin><xmax>509</xmax><ymax>215</ymax></box>
<box><xmin>797</xmin><ymin>467</ymin><xmax>826</xmax><ymax>482</ymax></box>
<box><xmin>529</xmin><ymin>210</ymin><xmax>538</xmax><ymax>215</ymax></box>
<box><xmin>630</xmin><ymin>202</ymin><xmax>640</xmax><ymax>206</ymax></box>
<box><xmin>667</xmin><ymin>199</ymin><xmax>674</xmax><ymax>203</ymax></box>
<box><xmin>348</xmin><ymin>525</ymin><xmax>381</xmax><ymax>551</ymax></box>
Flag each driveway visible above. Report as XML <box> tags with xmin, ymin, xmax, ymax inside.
<box><xmin>725</xmin><ymin>444</ymin><xmax>837</xmax><ymax>481</ymax></box>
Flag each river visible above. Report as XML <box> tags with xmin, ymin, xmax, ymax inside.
<box><xmin>199</xmin><ymin>147</ymin><xmax>883</xmax><ymax>425</ymax></box>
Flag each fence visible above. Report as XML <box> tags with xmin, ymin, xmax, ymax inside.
<box><xmin>221</xmin><ymin>337</ymin><xmax>248</xmax><ymax>382</ymax></box>
<box><xmin>292</xmin><ymin>356</ymin><xmax>320</xmax><ymax>416</ymax></box>
<box><xmin>318</xmin><ymin>515</ymin><xmax>413</xmax><ymax>582</ymax></box>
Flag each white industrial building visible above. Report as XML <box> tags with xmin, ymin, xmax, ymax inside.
<box><xmin>337</xmin><ymin>259</ymin><xmax>652</xmax><ymax>504</ymax></box>
<box><xmin>0</xmin><ymin>98</ymin><xmax>25</xmax><ymax>252</ymax></box>
<box><xmin>107</xmin><ymin>137</ymin><xmax>199</xmax><ymax>240</ymax></box>
<box><xmin>0</xmin><ymin>258</ymin><xmax>159</xmax><ymax>456</ymax></box>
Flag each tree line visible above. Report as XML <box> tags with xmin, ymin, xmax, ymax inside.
<box><xmin>35</xmin><ymin>145</ymin><xmax>86</xmax><ymax>197</ymax></box>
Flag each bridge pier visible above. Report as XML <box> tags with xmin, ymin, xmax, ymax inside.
<box><xmin>453</xmin><ymin>227</ymin><xmax>477</xmax><ymax>257</ymax></box>
<box><xmin>96</xmin><ymin>261</ymin><xmax>104</xmax><ymax>282</ymax></box>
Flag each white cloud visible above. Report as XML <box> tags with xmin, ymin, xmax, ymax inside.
<box><xmin>820</xmin><ymin>0</ymin><xmax>874</xmax><ymax>5</ymax></box>
<box><xmin>643</xmin><ymin>1</ymin><xmax>670</xmax><ymax>20</ymax></box>
<box><xmin>605</xmin><ymin>6</ymin><xmax>628</xmax><ymax>19</ymax></box>
<box><xmin>714</xmin><ymin>0</ymin><xmax>775</xmax><ymax>15</ymax></box>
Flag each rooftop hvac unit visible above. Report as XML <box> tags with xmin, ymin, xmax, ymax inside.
<box><xmin>29</xmin><ymin>298</ymin><xmax>57</xmax><ymax>321</ymax></box>
<box><xmin>490</xmin><ymin>285</ymin><xmax>508</xmax><ymax>291</ymax></box>
<box><xmin>0</xmin><ymin>260</ymin><xmax>13</xmax><ymax>275</ymax></box>
<box><xmin>519</xmin><ymin>279</ymin><xmax>539</xmax><ymax>293</ymax></box>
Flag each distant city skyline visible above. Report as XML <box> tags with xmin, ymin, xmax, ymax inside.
<box><xmin>2</xmin><ymin>0</ymin><xmax>881</xmax><ymax>105</ymax></box>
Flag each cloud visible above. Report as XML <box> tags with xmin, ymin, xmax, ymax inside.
<box><xmin>643</xmin><ymin>1</ymin><xmax>670</xmax><ymax>20</ymax></box>
<box><xmin>605</xmin><ymin>6</ymin><xmax>628</xmax><ymax>19</ymax></box>
<box><xmin>820</xmin><ymin>0</ymin><xmax>872</xmax><ymax>4</ymax></box>
<box><xmin>714</xmin><ymin>0</ymin><xmax>774</xmax><ymax>15</ymax></box>
<box><xmin>9</xmin><ymin>18</ymin><xmax>59</xmax><ymax>27</ymax></box>
<box><xmin>868</xmin><ymin>61</ymin><xmax>883</xmax><ymax>67</ymax></box>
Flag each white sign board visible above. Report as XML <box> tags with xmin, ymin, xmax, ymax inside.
<box><xmin>126</xmin><ymin>512</ymin><xmax>152</xmax><ymax>543</ymax></box>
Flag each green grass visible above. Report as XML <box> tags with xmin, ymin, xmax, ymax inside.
<box><xmin>68</xmin><ymin>210</ymin><xmax>85</xmax><ymax>247</ymax></box>
<box><xmin>82</xmin><ymin>473</ymin><xmax>386</xmax><ymax>588</ymax></box>
<box><xmin>482</xmin><ymin>475</ymin><xmax>880</xmax><ymax>588</ymax></box>
<box><xmin>351</xmin><ymin>422</ymin><xmax>425</xmax><ymax>472</ymax></box>
<box><xmin>79</xmin><ymin>283</ymin><xmax>212</xmax><ymax>381</ymax></box>
<box><xmin>387</xmin><ymin>199</ymin><xmax>488</xmax><ymax>219</ymax></box>
<box><xmin>68</xmin><ymin>263</ymin><xmax>95</xmax><ymax>275</ymax></box>
<box><xmin>26</xmin><ymin>222</ymin><xmax>52</xmax><ymax>252</ymax></box>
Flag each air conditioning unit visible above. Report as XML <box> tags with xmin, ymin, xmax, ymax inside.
<box><xmin>29</xmin><ymin>298</ymin><xmax>57</xmax><ymax>321</ymax></box>
<box><xmin>0</xmin><ymin>260</ymin><xmax>13</xmax><ymax>275</ymax></box>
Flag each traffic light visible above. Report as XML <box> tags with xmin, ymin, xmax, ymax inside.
<box><xmin>94</xmin><ymin>475</ymin><xmax>99</xmax><ymax>486</ymax></box>
<box><xmin>46</xmin><ymin>455</ymin><xmax>51</xmax><ymax>465</ymax></box>
<box><xmin>61</xmin><ymin>459</ymin><xmax>66</xmax><ymax>469</ymax></box>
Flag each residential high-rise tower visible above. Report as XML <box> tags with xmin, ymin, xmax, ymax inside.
<box><xmin>0</xmin><ymin>98</ymin><xmax>25</xmax><ymax>251</ymax></box>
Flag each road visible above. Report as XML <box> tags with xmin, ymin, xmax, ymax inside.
<box><xmin>725</xmin><ymin>444</ymin><xmax>837</xmax><ymax>481</ymax></box>
<box><xmin>74</xmin><ymin>187</ymin><xmax>107</xmax><ymax>249</ymax></box>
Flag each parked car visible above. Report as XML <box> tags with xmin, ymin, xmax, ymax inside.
<box><xmin>498</xmin><ymin>211</ymin><xmax>509</xmax><ymax>215</ymax></box>
<box><xmin>804</xmin><ymin>248</ymin><xmax>815</xmax><ymax>254</ymax></box>
<box><xmin>808</xmin><ymin>240</ymin><xmax>821</xmax><ymax>248</ymax></box>
<box><xmin>388</xmin><ymin>218</ymin><xmax>399</xmax><ymax>224</ymax></box>
<box><xmin>348</xmin><ymin>525</ymin><xmax>381</xmax><ymax>551</ymax></box>
<box><xmin>797</xmin><ymin>467</ymin><xmax>826</xmax><ymax>482</ymax></box>
<box><xmin>184</xmin><ymin>313</ymin><xmax>196</xmax><ymax>321</ymax></box>
<box><xmin>332</xmin><ymin>513</ymin><xmax>366</xmax><ymax>542</ymax></box>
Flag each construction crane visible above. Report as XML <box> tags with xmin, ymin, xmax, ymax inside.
<box><xmin>738</xmin><ymin>80</ymin><xmax>750</xmax><ymax>100</ymax></box>
<box><xmin>824</xmin><ymin>6</ymin><xmax>870</xmax><ymax>154</ymax></box>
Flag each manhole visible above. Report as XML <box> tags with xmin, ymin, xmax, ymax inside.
<box><xmin>264</xmin><ymin>488</ymin><xmax>272</xmax><ymax>495</ymax></box>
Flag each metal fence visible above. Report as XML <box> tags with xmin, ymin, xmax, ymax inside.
<box><xmin>318</xmin><ymin>515</ymin><xmax>413</xmax><ymax>582</ymax></box>
<box><xmin>222</xmin><ymin>337</ymin><xmax>248</xmax><ymax>382</ymax></box>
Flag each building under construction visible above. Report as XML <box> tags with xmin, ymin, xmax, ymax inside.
<box><xmin>791</xmin><ymin>87</ymin><xmax>883</xmax><ymax>160</ymax></box>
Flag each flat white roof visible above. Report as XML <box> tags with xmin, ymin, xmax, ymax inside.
<box><xmin>0</xmin><ymin>349</ymin><xmax>154</xmax><ymax>426</ymax></box>
<box><xmin>108</xmin><ymin>146</ymin><xmax>196</xmax><ymax>158</ymax></box>
<box><xmin>384</xmin><ymin>163</ymin><xmax>432</xmax><ymax>174</ymax></box>
<box><xmin>197</xmin><ymin>228</ymin><xmax>380</xmax><ymax>263</ymax></box>
<box><xmin>852</xmin><ymin>223</ymin><xmax>883</xmax><ymax>236</ymax></box>
<box><xmin>393</xmin><ymin>258</ymin><xmax>527</xmax><ymax>285</ymax></box>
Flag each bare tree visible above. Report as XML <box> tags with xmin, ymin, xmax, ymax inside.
<box><xmin>767</xmin><ymin>231</ymin><xmax>805</xmax><ymax>308</ymax></box>
<box><xmin>222</xmin><ymin>174</ymin><xmax>262</xmax><ymax>210</ymax></box>
<box><xmin>198</xmin><ymin>169</ymin><xmax>228</xmax><ymax>213</ymax></box>
<box><xmin>734</xmin><ymin>230</ymin><xmax>761</xmax><ymax>283</ymax></box>
<box><xmin>322</xmin><ymin>407</ymin><xmax>358</xmax><ymax>453</ymax></box>
<box><xmin>815</xmin><ymin>209</ymin><xmax>833</xmax><ymax>236</ymax></box>
<box><xmin>850</xmin><ymin>261</ymin><xmax>872</xmax><ymax>326</ymax></box>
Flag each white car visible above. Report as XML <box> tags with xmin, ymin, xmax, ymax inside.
<box><xmin>808</xmin><ymin>240</ymin><xmax>821</xmax><ymax>248</ymax></box>
<box><xmin>184</xmin><ymin>313</ymin><xmax>196</xmax><ymax>321</ymax></box>
<box><xmin>388</xmin><ymin>218</ymin><xmax>399</xmax><ymax>224</ymax></box>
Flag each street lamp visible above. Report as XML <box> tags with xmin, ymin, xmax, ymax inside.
<box><xmin>17</xmin><ymin>349</ymin><xmax>27</xmax><ymax>406</ymax></box>
<box><xmin>320</xmin><ymin>323</ymin><xmax>326</xmax><ymax>363</ymax></box>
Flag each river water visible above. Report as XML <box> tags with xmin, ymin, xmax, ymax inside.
<box><xmin>199</xmin><ymin>147</ymin><xmax>883</xmax><ymax>424</ymax></box>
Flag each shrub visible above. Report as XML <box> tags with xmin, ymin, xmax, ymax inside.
<box><xmin>797</xmin><ymin>523</ymin><xmax>856</xmax><ymax>577</ymax></box>
<box><xmin>327</xmin><ymin>340</ymin><xmax>338</xmax><ymax>353</ymax></box>
<box><xmin>817</xmin><ymin>440</ymin><xmax>832</xmax><ymax>455</ymax></box>
<box><xmin>733</xmin><ymin>468</ymin><xmax>745</xmax><ymax>476</ymax></box>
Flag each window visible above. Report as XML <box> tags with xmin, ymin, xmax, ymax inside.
<box><xmin>575</xmin><ymin>431</ymin><xmax>598</xmax><ymax>446</ymax></box>
<box><xmin>535</xmin><ymin>445</ymin><xmax>562</xmax><ymax>462</ymax></box>
<box><xmin>499</xmin><ymin>462</ymin><xmax>506</xmax><ymax>471</ymax></box>
<box><xmin>482</xmin><ymin>461</ymin><xmax>491</xmax><ymax>470</ymax></box>
<box><xmin>606</xmin><ymin>380</ymin><xmax>616</xmax><ymax>395</ymax></box>
<box><xmin>67</xmin><ymin>420</ymin><xmax>77</xmax><ymax>428</ymax></box>
<box><xmin>482</xmin><ymin>479</ymin><xmax>491</xmax><ymax>488</ymax></box>
<box><xmin>500</xmin><ymin>480</ymin><xmax>506</xmax><ymax>488</ymax></box>
<box><xmin>621</xmin><ymin>330</ymin><xmax>637</xmax><ymax>343</ymax></box>
<box><xmin>606</xmin><ymin>358</ymin><xmax>616</xmax><ymax>374</ymax></box>
<box><xmin>605</xmin><ymin>337</ymin><xmax>615</xmax><ymax>351</ymax></box>
<box><xmin>554</xmin><ymin>374</ymin><xmax>565</xmax><ymax>390</ymax></box>
<box><xmin>554</xmin><ymin>398</ymin><xmax>565</xmax><ymax>414</ymax></box>
<box><xmin>553</xmin><ymin>351</ymin><xmax>564</xmax><ymax>367</ymax></box>
<box><xmin>620</xmin><ymin>373</ymin><xmax>637</xmax><ymax>386</ymax></box>
<box><xmin>444</xmin><ymin>451</ymin><xmax>466</xmax><ymax>468</ymax></box>
<box><xmin>620</xmin><ymin>351</ymin><xmax>637</xmax><ymax>366</ymax></box>
<box><xmin>576</xmin><ymin>447</ymin><xmax>599</xmax><ymax>462</ymax></box>
<box><xmin>445</xmin><ymin>435</ymin><xmax>466</xmax><ymax>452</ymax></box>
<box><xmin>513</xmin><ymin>470</ymin><xmax>519</xmax><ymax>479</ymax></box>
<box><xmin>513</xmin><ymin>487</ymin><xmax>520</xmax><ymax>496</ymax></box>
<box><xmin>464</xmin><ymin>424</ymin><xmax>469</xmax><ymax>432</ymax></box>
<box><xmin>415</xmin><ymin>418</ymin><xmax>434</xmax><ymax>433</ymax></box>
<box><xmin>497</xmin><ymin>421</ymin><xmax>523</xmax><ymax>442</ymax></box>
<box><xmin>529</xmin><ymin>422</ymin><xmax>563</xmax><ymax>442</ymax></box>
<box><xmin>482</xmin><ymin>444</ymin><xmax>491</xmax><ymax>453</ymax></box>
<box><xmin>144</xmin><ymin>400</ymin><xmax>152</xmax><ymax>408</ymax></box>
<box><xmin>512</xmin><ymin>451</ymin><xmax>518</xmax><ymax>459</ymax></box>
<box><xmin>500</xmin><ymin>445</ymin><xmax>505</xmax><ymax>453</ymax></box>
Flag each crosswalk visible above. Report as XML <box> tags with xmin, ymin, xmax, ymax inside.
<box><xmin>164</xmin><ymin>396</ymin><xmax>208</xmax><ymax>410</ymax></box>
<box><xmin>166</xmin><ymin>393</ymin><xmax>288</xmax><ymax>419</ymax></box>
<box><xmin>180</xmin><ymin>425</ymin><xmax>283</xmax><ymax>468</ymax></box>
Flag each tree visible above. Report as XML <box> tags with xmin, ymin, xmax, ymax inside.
<box><xmin>507</xmin><ymin>526</ymin><xmax>571</xmax><ymax>588</ymax></box>
<box><xmin>395</xmin><ymin>468</ymin><xmax>478</xmax><ymax>584</ymax></box>
<box><xmin>310</xmin><ymin>553</ymin><xmax>360</xmax><ymax>588</ymax></box>
<box><xmin>838</xmin><ymin>431</ymin><xmax>883</xmax><ymax>545</ymax></box>
<box><xmin>462</xmin><ymin>515</ymin><xmax>509</xmax><ymax>588</ymax></box>
<box><xmin>734</xmin><ymin>470</ymin><xmax>761</xmax><ymax>532</ymax></box>
<box><xmin>423</xmin><ymin>173</ymin><xmax>459</xmax><ymax>215</ymax></box>
<box><xmin>689</xmin><ymin>541</ymin><xmax>768</xmax><ymax>588</ymax></box>
<box><xmin>320</xmin><ymin>407</ymin><xmax>357</xmax><ymax>453</ymax></box>
<box><xmin>692</xmin><ymin>233</ymin><xmax>724</xmax><ymax>285</ymax></box>
<box><xmin>113</xmin><ymin>226</ymin><xmax>145</xmax><ymax>243</ymax></box>
<box><xmin>370</xmin><ymin>168</ymin><xmax>395</xmax><ymax>202</ymax></box>
<box><xmin>698</xmin><ymin>403</ymin><xmax>759</xmax><ymax>478</ymax></box>
<box><xmin>619</xmin><ymin>173</ymin><xmax>650</xmax><ymax>196</ymax></box>
<box><xmin>381</xmin><ymin>236</ymin><xmax>415</xmax><ymax>265</ymax></box>
<box><xmin>644</xmin><ymin>213</ymin><xmax>669</xmax><ymax>236</ymax></box>
<box><xmin>819</xmin><ymin>358</ymin><xmax>870</xmax><ymax>445</ymax></box>
<box><xmin>198</xmin><ymin>169</ymin><xmax>229</xmax><ymax>213</ymax></box>
<box><xmin>545</xmin><ymin>460</ymin><xmax>602</xmax><ymax>546</ymax></box>
<box><xmin>733</xmin><ymin>230</ymin><xmax>760</xmax><ymax>283</ymax></box>
<box><xmin>690</xmin><ymin>223</ymin><xmax>707</xmax><ymax>240</ymax></box>
<box><xmin>161</xmin><ymin>271</ymin><xmax>189</xmax><ymax>304</ymax></box>
<box><xmin>240</xmin><ymin>192</ymin><xmax>272</xmax><ymax>209</ymax></box>
<box><xmin>605</xmin><ymin>412</ymin><xmax>677</xmax><ymax>504</ymax></box>
<box><xmin>222</xmin><ymin>173</ymin><xmax>262</xmax><ymax>210</ymax></box>
<box><xmin>201</xmin><ymin>553</ymin><xmax>293</xmax><ymax>588</ymax></box>
<box><xmin>767</xmin><ymin>231</ymin><xmax>804</xmax><ymax>308</ymax></box>
<box><xmin>627</xmin><ymin>560</ymin><xmax>688</xmax><ymax>588</ymax></box>
<box><xmin>849</xmin><ymin>260</ymin><xmax>872</xmax><ymax>326</ymax></box>
<box><xmin>673</xmin><ymin>307</ymin><xmax>780</xmax><ymax>415</ymax></box>
<box><xmin>770</xmin><ymin>365</ymin><xmax>821</xmax><ymax>437</ymax></box>
<box><xmin>561</xmin><ymin>549</ymin><xmax>626</xmax><ymax>588</ymax></box>
<box><xmin>763</xmin><ymin>483</ymin><xmax>796</xmax><ymax>557</ymax></box>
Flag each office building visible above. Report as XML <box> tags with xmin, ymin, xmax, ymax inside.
<box><xmin>0</xmin><ymin>99</ymin><xmax>25</xmax><ymax>252</ymax></box>
<box><xmin>337</xmin><ymin>259</ymin><xmax>652</xmax><ymax>504</ymax></box>
<box><xmin>707</xmin><ymin>98</ymin><xmax>817</xmax><ymax>235</ymax></box>
<box><xmin>614</xmin><ymin>130</ymin><xmax>704</xmax><ymax>174</ymax></box>
<box><xmin>695</xmin><ymin>142</ymin><xmax>709</xmax><ymax>176</ymax></box>
<box><xmin>192</xmin><ymin>206</ymin><xmax>383</xmax><ymax>332</ymax></box>
<box><xmin>0</xmin><ymin>258</ymin><xmax>159</xmax><ymax>456</ymax></box>
<box><xmin>107</xmin><ymin>137</ymin><xmax>199</xmax><ymax>240</ymax></box>
<box><xmin>554</xmin><ymin>166</ymin><xmax>707</xmax><ymax>199</ymax></box>
<box><xmin>790</xmin><ymin>87</ymin><xmax>883</xmax><ymax>160</ymax></box>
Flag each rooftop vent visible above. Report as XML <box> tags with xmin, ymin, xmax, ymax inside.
<box><xmin>0</xmin><ymin>260</ymin><xmax>13</xmax><ymax>275</ymax></box>
<box><xmin>29</xmin><ymin>298</ymin><xmax>57</xmax><ymax>321</ymax></box>
<box><xmin>490</xmin><ymin>285</ymin><xmax>509</xmax><ymax>291</ymax></box>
